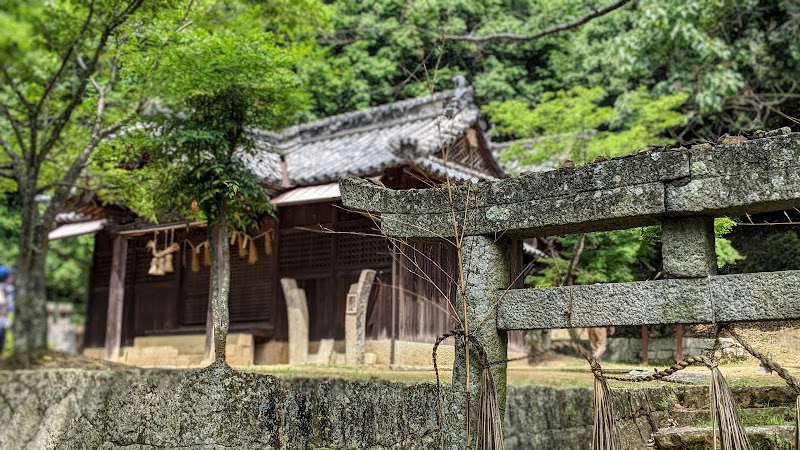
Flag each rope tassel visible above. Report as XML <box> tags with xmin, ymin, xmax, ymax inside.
<box><xmin>592</xmin><ymin>371</ymin><xmax>618</xmax><ymax>450</ymax></box>
<box><xmin>264</xmin><ymin>232</ymin><xmax>273</xmax><ymax>256</ymax></box>
<box><xmin>237</xmin><ymin>232</ymin><xmax>247</xmax><ymax>257</ymax></box>
<box><xmin>476</xmin><ymin>367</ymin><xmax>505</xmax><ymax>450</ymax></box>
<box><xmin>795</xmin><ymin>396</ymin><xmax>799</xmax><ymax>450</ymax></box>
<box><xmin>248</xmin><ymin>236</ymin><xmax>258</xmax><ymax>264</ymax></box>
<box><xmin>709</xmin><ymin>365</ymin><xmax>752</xmax><ymax>450</ymax></box>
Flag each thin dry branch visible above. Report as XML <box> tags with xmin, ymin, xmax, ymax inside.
<box><xmin>562</xmin><ymin>233</ymin><xmax>586</xmax><ymax>286</ymax></box>
<box><xmin>442</xmin><ymin>0</ymin><xmax>632</xmax><ymax>43</ymax></box>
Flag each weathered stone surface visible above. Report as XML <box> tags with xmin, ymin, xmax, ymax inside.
<box><xmin>339</xmin><ymin>149</ymin><xmax>689</xmax><ymax>216</ymax></box>
<box><xmin>662</xmin><ymin>216</ymin><xmax>716</xmax><ymax>278</ymax></box>
<box><xmin>280</xmin><ymin>278</ymin><xmax>309</xmax><ymax>365</ymax></box>
<box><xmin>712</xmin><ymin>270</ymin><xmax>800</xmax><ymax>322</ymax></box>
<box><xmin>1</xmin><ymin>369</ymin><xmax>796</xmax><ymax>450</ymax></box>
<box><xmin>378</xmin><ymin>182</ymin><xmax>666</xmax><ymax>239</ymax></box>
<box><xmin>497</xmin><ymin>278</ymin><xmax>712</xmax><ymax>329</ymax></box>
<box><xmin>497</xmin><ymin>270</ymin><xmax>800</xmax><ymax>329</ymax></box>
<box><xmin>450</xmin><ymin>236</ymin><xmax>510</xmax><ymax>450</ymax></box>
<box><xmin>665</xmin><ymin>166</ymin><xmax>800</xmax><ymax>215</ymax></box>
<box><xmin>653</xmin><ymin>425</ymin><xmax>795</xmax><ymax>450</ymax></box>
<box><xmin>345</xmin><ymin>269</ymin><xmax>376</xmax><ymax>365</ymax></box>
<box><xmin>339</xmin><ymin>133</ymin><xmax>800</xmax><ymax>239</ymax></box>
<box><xmin>688</xmin><ymin>134</ymin><xmax>800</xmax><ymax>177</ymax></box>
<box><xmin>0</xmin><ymin>368</ymin><xmax>443</xmax><ymax>450</ymax></box>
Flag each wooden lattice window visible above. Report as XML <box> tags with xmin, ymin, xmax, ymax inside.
<box><xmin>279</xmin><ymin>228</ymin><xmax>332</xmax><ymax>273</ymax></box>
<box><xmin>337</xmin><ymin>220</ymin><xmax>392</xmax><ymax>270</ymax></box>
<box><xmin>229</xmin><ymin>239</ymin><xmax>274</xmax><ymax>322</ymax></box>
<box><xmin>443</xmin><ymin>135</ymin><xmax>493</xmax><ymax>175</ymax></box>
<box><xmin>180</xmin><ymin>228</ymin><xmax>275</xmax><ymax>325</ymax></box>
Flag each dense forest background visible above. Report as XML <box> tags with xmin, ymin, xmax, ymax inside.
<box><xmin>2</xmin><ymin>0</ymin><xmax>799</xmax><ymax>310</ymax></box>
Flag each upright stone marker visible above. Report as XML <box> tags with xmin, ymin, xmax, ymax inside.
<box><xmin>345</xmin><ymin>269</ymin><xmax>376</xmax><ymax>365</ymax></box>
<box><xmin>280</xmin><ymin>278</ymin><xmax>309</xmax><ymax>365</ymax></box>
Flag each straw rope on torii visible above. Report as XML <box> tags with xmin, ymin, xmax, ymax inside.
<box><xmin>433</xmin><ymin>326</ymin><xmax>798</xmax><ymax>450</ymax></box>
<box><xmin>340</xmin><ymin>131</ymin><xmax>800</xmax><ymax>450</ymax></box>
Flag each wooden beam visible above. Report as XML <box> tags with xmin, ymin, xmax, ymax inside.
<box><xmin>104</xmin><ymin>235</ymin><xmax>128</xmax><ymax>361</ymax></box>
<box><xmin>641</xmin><ymin>325</ymin><xmax>649</xmax><ymax>365</ymax></box>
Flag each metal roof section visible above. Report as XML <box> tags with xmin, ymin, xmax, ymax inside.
<box><xmin>270</xmin><ymin>182</ymin><xmax>341</xmax><ymax>206</ymax></box>
<box><xmin>48</xmin><ymin>219</ymin><xmax>107</xmax><ymax>240</ymax></box>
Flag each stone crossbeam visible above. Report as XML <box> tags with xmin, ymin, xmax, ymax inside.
<box><xmin>339</xmin><ymin>133</ymin><xmax>800</xmax><ymax>239</ymax></box>
<box><xmin>496</xmin><ymin>270</ymin><xmax>800</xmax><ymax>330</ymax></box>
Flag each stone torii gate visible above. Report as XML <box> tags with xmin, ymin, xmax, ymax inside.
<box><xmin>340</xmin><ymin>131</ymin><xmax>800</xmax><ymax>449</ymax></box>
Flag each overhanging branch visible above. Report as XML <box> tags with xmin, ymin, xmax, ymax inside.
<box><xmin>442</xmin><ymin>0</ymin><xmax>633</xmax><ymax>43</ymax></box>
<box><xmin>0</xmin><ymin>64</ymin><xmax>34</xmax><ymax>113</ymax></box>
<box><xmin>0</xmin><ymin>103</ymin><xmax>28</xmax><ymax>157</ymax></box>
<box><xmin>39</xmin><ymin>0</ymin><xmax>144</xmax><ymax>163</ymax></box>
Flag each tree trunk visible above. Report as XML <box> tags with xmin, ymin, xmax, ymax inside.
<box><xmin>207</xmin><ymin>207</ymin><xmax>230</xmax><ymax>363</ymax></box>
<box><xmin>13</xmin><ymin>187</ymin><xmax>51</xmax><ymax>356</ymax></box>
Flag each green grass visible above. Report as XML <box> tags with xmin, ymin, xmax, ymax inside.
<box><xmin>243</xmin><ymin>358</ymin><xmax>795</xmax><ymax>390</ymax></box>
<box><xmin>693</xmin><ymin>409</ymin><xmax>795</xmax><ymax>428</ymax></box>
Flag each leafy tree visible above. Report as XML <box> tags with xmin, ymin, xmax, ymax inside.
<box><xmin>607</xmin><ymin>0</ymin><xmax>800</xmax><ymax>136</ymax></box>
<box><xmin>0</xmin><ymin>0</ymin><xmax>192</xmax><ymax>357</ymax></box>
<box><xmin>317</xmin><ymin>0</ymin><xmax>798</xmax><ymax>139</ymax></box>
<box><xmin>487</xmin><ymin>86</ymin><xmax>688</xmax><ymax>172</ymax></box>
<box><xmin>106</xmin><ymin>16</ymin><xmax>311</xmax><ymax>362</ymax></box>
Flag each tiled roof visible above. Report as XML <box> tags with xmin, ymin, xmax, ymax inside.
<box><xmin>251</xmin><ymin>86</ymin><xmax>492</xmax><ymax>186</ymax></box>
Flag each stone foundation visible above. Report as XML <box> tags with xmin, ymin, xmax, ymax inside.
<box><xmin>86</xmin><ymin>338</ymin><xmax>496</xmax><ymax>368</ymax></box>
<box><xmin>0</xmin><ymin>368</ymin><xmax>795</xmax><ymax>450</ymax></box>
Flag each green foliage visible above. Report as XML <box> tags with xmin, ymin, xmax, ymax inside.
<box><xmin>713</xmin><ymin>217</ymin><xmax>744</xmax><ymax>268</ymax></box>
<box><xmin>317</xmin><ymin>0</ymin><xmax>798</xmax><ymax>138</ymax></box>
<box><xmin>726</xmin><ymin>230</ymin><xmax>800</xmax><ymax>274</ymax></box>
<box><xmin>0</xmin><ymin>201</ymin><xmax>92</xmax><ymax>306</ymax></box>
<box><xmin>96</xmin><ymin>2</ymin><xmax>316</xmax><ymax>228</ymax></box>
<box><xmin>529</xmin><ymin>229</ymin><xmax>657</xmax><ymax>288</ymax></box>
<box><xmin>488</xmin><ymin>86</ymin><xmax>688</xmax><ymax>171</ymax></box>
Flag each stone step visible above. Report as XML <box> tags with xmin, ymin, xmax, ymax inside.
<box><xmin>132</xmin><ymin>335</ymin><xmax>206</xmax><ymax>355</ymax></box>
<box><xmin>674</xmin><ymin>385</ymin><xmax>797</xmax><ymax>409</ymax></box>
<box><xmin>126</xmin><ymin>353</ymin><xmax>205</xmax><ymax>367</ymax></box>
<box><xmin>653</xmin><ymin>425</ymin><xmax>795</xmax><ymax>450</ymax></box>
<box><xmin>125</xmin><ymin>345</ymin><xmax>179</xmax><ymax>357</ymax></box>
<box><xmin>665</xmin><ymin>406</ymin><xmax>793</xmax><ymax>428</ymax></box>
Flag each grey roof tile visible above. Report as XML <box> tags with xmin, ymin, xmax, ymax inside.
<box><xmin>249</xmin><ymin>87</ymin><xmax>490</xmax><ymax>186</ymax></box>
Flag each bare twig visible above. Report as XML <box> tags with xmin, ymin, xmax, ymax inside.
<box><xmin>441</xmin><ymin>0</ymin><xmax>632</xmax><ymax>43</ymax></box>
<box><xmin>562</xmin><ymin>233</ymin><xmax>586</xmax><ymax>286</ymax></box>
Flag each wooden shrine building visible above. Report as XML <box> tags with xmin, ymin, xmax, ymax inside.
<box><xmin>67</xmin><ymin>85</ymin><xmax>510</xmax><ymax>365</ymax></box>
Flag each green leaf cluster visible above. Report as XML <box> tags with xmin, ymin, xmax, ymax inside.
<box><xmin>0</xmin><ymin>200</ymin><xmax>92</xmax><ymax>307</ymax></box>
<box><xmin>488</xmin><ymin>86</ymin><xmax>688</xmax><ymax>171</ymax></box>
<box><xmin>99</xmin><ymin>1</ymin><xmax>319</xmax><ymax>231</ymax></box>
<box><xmin>529</xmin><ymin>229</ymin><xmax>657</xmax><ymax>288</ymax></box>
<box><xmin>316</xmin><ymin>0</ymin><xmax>799</xmax><ymax>137</ymax></box>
